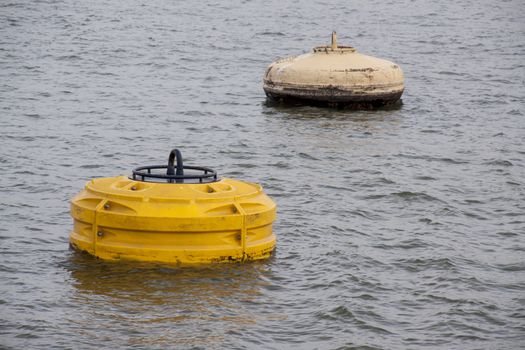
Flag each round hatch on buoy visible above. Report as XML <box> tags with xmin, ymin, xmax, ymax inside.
<box><xmin>69</xmin><ymin>149</ymin><xmax>277</xmax><ymax>264</ymax></box>
<box><xmin>263</xmin><ymin>32</ymin><xmax>405</xmax><ymax>107</ymax></box>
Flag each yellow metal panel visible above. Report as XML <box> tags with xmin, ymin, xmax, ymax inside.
<box><xmin>70</xmin><ymin>176</ymin><xmax>276</xmax><ymax>264</ymax></box>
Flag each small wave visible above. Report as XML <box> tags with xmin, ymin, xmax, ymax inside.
<box><xmin>321</xmin><ymin>184</ymin><xmax>353</xmax><ymax>192</ymax></box>
<box><xmin>87</xmin><ymin>71</ymin><xmax>118</xmax><ymax>77</ymax></box>
<box><xmin>394</xmin><ymin>257</ymin><xmax>457</xmax><ymax>272</ymax></box>
<box><xmin>13</xmin><ymin>170</ymin><xmax>35</xmax><ymax>175</ymax></box>
<box><xmin>483</xmin><ymin>159</ymin><xmax>513</xmax><ymax>166</ymax></box>
<box><xmin>257</xmin><ymin>31</ymin><xmax>285</xmax><ymax>36</ymax></box>
<box><xmin>79</xmin><ymin>164</ymin><xmax>103</xmax><ymax>169</ymax></box>
<box><xmin>1</xmin><ymin>2</ymin><xmax>25</xmax><ymax>8</ymax></box>
<box><xmin>24</xmin><ymin>113</ymin><xmax>40</xmax><ymax>119</ymax></box>
<box><xmin>359</xmin><ymin>194</ymin><xmax>386</xmax><ymax>200</ymax></box>
<box><xmin>236</xmin><ymin>163</ymin><xmax>257</xmax><ymax>169</ymax></box>
<box><xmin>23</xmin><ymin>226</ymin><xmax>44</xmax><ymax>232</ymax></box>
<box><xmin>414</xmin><ymin>175</ymin><xmax>436</xmax><ymax>181</ymax></box>
<box><xmin>398</xmin><ymin>153</ymin><xmax>468</xmax><ymax>164</ymax></box>
<box><xmin>437</xmin><ymin>71</ymin><xmax>464</xmax><ymax>76</ymax></box>
<box><xmin>0</xmin><ymin>264</ymin><xmax>18</xmax><ymax>273</ymax></box>
<box><xmin>494</xmin><ymin>263</ymin><xmax>525</xmax><ymax>272</ymax></box>
<box><xmin>22</xmin><ymin>65</ymin><xmax>41</xmax><ymax>70</ymax></box>
<box><xmin>507</xmin><ymin>109</ymin><xmax>522</xmax><ymax>116</ymax></box>
<box><xmin>56</xmin><ymin>54</ymin><xmax>81</xmax><ymax>61</ymax></box>
<box><xmin>464</xmin><ymin>199</ymin><xmax>484</xmax><ymax>204</ymax></box>
<box><xmin>462</xmin><ymin>210</ymin><xmax>488</xmax><ymax>220</ymax></box>
<box><xmin>326</xmin><ymin>305</ymin><xmax>355</xmax><ymax>320</ymax></box>
<box><xmin>418</xmin><ymin>217</ymin><xmax>442</xmax><ymax>225</ymax></box>
<box><xmin>391</xmin><ymin>191</ymin><xmax>443</xmax><ymax>203</ymax></box>
<box><xmin>496</xmin><ymin>231</ymin><xmax>517</xmax><ymax>237</ymax></box>
<box><xmin>373</xmin><ymin>238</ymin><xmax>430</xmax><ymax>250</ymax></box>
<box><xmin>6</xmin><ymin>18</ymin><xmax>20</xmax><ymax>26</ymax></box>
<box><xmin>354</xmin><ymin>293</ymin><xmax>377</xmax><ymax>301</ymax></box>
<box><xmin>349</xmin><ymin>209</ymin><xmax>382</xmax><ymax>220</ymax></box>
<box><xmin>321</xmin><ymin>306</ymin><xmax>393</xmax><ymax>334</ymax></box>
<box><xmin>297</xmin><ymin>152</ymin><xmax>318</xmax><ymax>161</ymax></box>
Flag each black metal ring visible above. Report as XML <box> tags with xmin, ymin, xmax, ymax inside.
<box><xmin>130</xmin><ymin>149</ymin><xmax>218</xmax><ymax>184</ymax></box>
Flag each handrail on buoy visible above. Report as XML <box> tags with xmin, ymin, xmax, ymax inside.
<box><xmin>167</xmin><ymin>149</ymin><xmax>184</xmax><ymax>183</ymax></box>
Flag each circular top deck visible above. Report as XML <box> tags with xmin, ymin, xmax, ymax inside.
<box><xmin>312</xmin><ymin>45</ymin><xmax>356</xmax><ymax>53</ymax></box>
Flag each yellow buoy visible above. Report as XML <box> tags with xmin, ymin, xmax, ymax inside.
<box><xmin>263</xmin><ymin>31</ymin><xmax>405</xmax><ymax>107</ymax></box>
<box><xmin>69</xmin><ymin>149</ymin><xmax>277</xmax><ymax>264</ymax></box>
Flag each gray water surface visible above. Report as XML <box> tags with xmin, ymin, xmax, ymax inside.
<box><xmin>1</xmin><ymin>0</ymin><xmax>524</xmax><ymax>349</ymax></box>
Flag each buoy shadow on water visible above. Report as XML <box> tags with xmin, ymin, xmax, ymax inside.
<box><xmin>61</xmin><ymin>252</ymin><xmax>281</xmax><ymax>346</ymax></box>
<box><xmin>69</xmin><ymin>149</ymin><xmax>277</xmax><ymax>264</ymax></box>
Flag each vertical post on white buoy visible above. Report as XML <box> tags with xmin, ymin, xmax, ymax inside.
<box><xmin>331</xmin><ymin>31</ymin><xmax>337</xmax><ymax>50</ymax></box>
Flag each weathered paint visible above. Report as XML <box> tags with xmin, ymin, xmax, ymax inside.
<box><xmin>263</xmin><ymin>32</ymin><xmax>404</xmax><ymax>107</ymax></box>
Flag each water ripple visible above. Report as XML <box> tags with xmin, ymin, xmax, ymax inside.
<box><xmin>0</xmin><ymin>0</ymin><xmax>524</xmax><ymax>349</ymax></box>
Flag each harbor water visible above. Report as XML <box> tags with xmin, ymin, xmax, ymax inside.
<box><xmin>1</xmin><ymin>0</ymin><xmax>524</xmax><ymax>349</ymax></box>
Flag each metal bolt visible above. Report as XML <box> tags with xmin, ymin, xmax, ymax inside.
<box><xmin>103</xmin><ymin>203</ymin><xmax>110</xmax><ymax>210</ymax></box>
<box><xmin>97</xmin><ymin>231</ymin><xmax>104</xmax><ymax>237</ymax></box>
<box><xmin>232</xmin><ymin>206</ymin><xmax>237</xmax><ymax>213</ymax></box>
<box><xmin>131</xmin><ymin>186</ymin><xmax>137</xmax><ymax>191</ymax></box>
